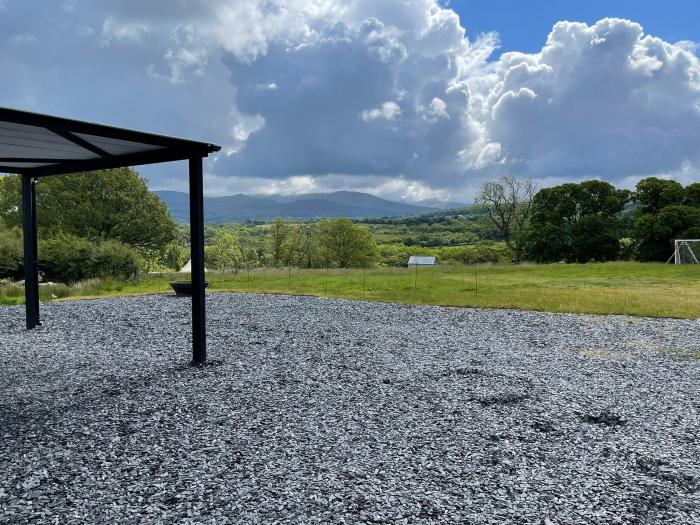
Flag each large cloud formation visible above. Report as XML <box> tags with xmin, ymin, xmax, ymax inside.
<box><xmin>1</xmin><ymin>2</ymin><xmax>699</xmax><ymax>200</ymax></box>
<box><xmin>478</xmin><ymin>18</ymin><xmax>700</xmax><ymax>188</ymax></box>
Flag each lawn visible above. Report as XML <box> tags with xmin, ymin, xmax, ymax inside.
<box><xmin>2</xmin><ymin>261</ymin><xmax>699</xmax><ymax>318</ymax></box>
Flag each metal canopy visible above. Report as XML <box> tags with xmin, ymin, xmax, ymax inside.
<box><xmin>0</xmin><ymin>107</ymin><xmax>219</xmax><ymax>177</ymax></box>
<box><xmin>1</xmin><ymin>106</ymin><xmax>220</xmax><ymax>365</ymax></box>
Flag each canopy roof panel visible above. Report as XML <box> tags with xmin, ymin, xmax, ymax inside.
<box><xmin>0</xmin><ymin>107</ymin><xmax>220</xmax><ymax>177</ymax></box>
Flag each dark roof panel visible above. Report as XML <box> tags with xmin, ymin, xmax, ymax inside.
<box><xmin>0</xmin><ymin>107</ymin><xmax>221</xmax><ymax>177</ymax></box>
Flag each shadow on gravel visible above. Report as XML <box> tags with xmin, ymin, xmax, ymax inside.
<box><xmin>581</xmin><ymin>410</ymin><xmax>627</xmax><ymax>427</ymax></box>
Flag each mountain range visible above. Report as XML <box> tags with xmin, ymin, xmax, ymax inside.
<box><xmin>155</xmin><ymin>190</ymin><xmax>466</xmax><ymax>223</ymax></box>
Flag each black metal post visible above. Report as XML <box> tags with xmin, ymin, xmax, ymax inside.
<box><xmin>189</xmin><ymin>157</ymin><xmax>206</xmax><ymax>365</ymax></box>
<box><xmin>21</xmin><ymin>175</ymin><xmax>38</xmax><ymax>329</ymax></box>
<box><xmin>31</xmin><ymin>177</ymin><xmax>40</xmax><ymax>324</ymax></box>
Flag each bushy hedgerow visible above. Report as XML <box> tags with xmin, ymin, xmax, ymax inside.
<box><xmin>40</xmin><ymin>234</ymin><xmax>142</xmax><ymax>283</ymax></box>
<box><xmin>0</xmin><ymin>227</ymin><xmax>23</xmax><ymax>279</ymax></box>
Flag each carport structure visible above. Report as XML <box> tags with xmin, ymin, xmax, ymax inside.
<box><xmin>0</xmin><ymin>107</ymin><xmax>220</xmax><ymax>364</ymax></box>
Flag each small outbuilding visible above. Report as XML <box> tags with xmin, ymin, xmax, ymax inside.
<box><xmin>407</xmin><ymin>255</ymin><xmax>437</xmax><ymax>267</ymax></box>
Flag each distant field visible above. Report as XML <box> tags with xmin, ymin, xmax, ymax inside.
<box><xmin>2</xmin><ymin>262</ymin><xmax>700</xmax><ymax>318</ymax></box>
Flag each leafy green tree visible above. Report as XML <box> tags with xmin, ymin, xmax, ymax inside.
<box><xmin>634</xmin><ymin>177</ymin><xmax>685</xmax><ymax>215</ymax></box>
<box><xmin>632</xmin><ymin>205</ymin><xmax>700</xmax><ymax>261</ymax></box>
<box><xmin>475</xmin><ymin>176</ymin><xmax>535</xmax><ymax>255</ymax></box>
<box><xmin>0</xmin><ymin>169</ymin><xmax>177</xmax><ymax>251</ymax></box>
<box><xmin>40</xmin><ymin>234</ymin><xmax>141</xmax><ymax>283</ymax></box>
<box><xmin>685</xmin><ymin>183</ymin><xmax>700</xmax><ymax>208</ymax></box>
<box><xmin>521</xmin><ymin>224</ymin><xmax>571</xmax><ymax>263</ymax></box>
<box><xmin>529</xmin><ymin>183</ymin><xmax>582</xmax><ymax>227</ymax></box>
<box><xmin>205</xmin><ymin>230</ymin><xmax>244</xmax><ymax>271</ymax></box>
<box><xmin>287</xmin><ymin>223</ymin><xmax>319</xmax><ymax>268</ymax></box>
<box><xmin>0</xmin><ymin>226</ymin><xmax>23</xmax><ymax>278</ymax></box>
<box><xmin>267</xmin><ymin>218</ymin><xmax>291</xmax><ymax>267</ymax></box>
<box><xmin>577</xmin><ymin>180</ymin><xmax>632</xmax><ymax>218</ymax></box>
<box><xmin>159</xmin><ymin>241</ymin><xmax>190</xmax><ymax>271</ymax></box>
<box><xmin>317</xmin><ymin>218</ymin><xmax>378</xmax><ymax>268</ymax></box>
<box><xmin>570</xmin><ymin>216</ymin><xmax>622</xmax><ymax>263</ymax></box>
<box><xmin>524</xmin><ymin>180</ymin><xmax>629</xmax><ymax>263</ymax></box>
<box><xmin>531</xmin><ymin>180</ymin><xmax>629</xmax><ymax>226</ymax></box>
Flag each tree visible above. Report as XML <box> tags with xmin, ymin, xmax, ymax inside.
<box><xmin>520</xmin><ymin>223</ymin><xmax>571</xmax><ymax>263</ymax></box>
<box><xmin>159</xmin><ymin>241</ymin><xmax>190</xmax><ymax>271</ymax></box>
<box><xmin>205</xmin><ymin>230</ymin><xmax>244</xmax><ymax>271</ymax></box>
<box><xmin>267</xmin><ymin>218</ymin><xmax>291</xmax><ymax>267</ymax></box>
<box><xmin>570</xmin><ymin>216</ymin><xmax>622</xmax><ymax>263</ymax></box>
<box><xmin>634</xmin><ymin>177</ymin><xmax>685</xmax><ymax>215</ymax></box>
<box><xmin>39</xmin><ymin>234</ymin><xmax>141</xmax><ymax>283</ymax></box>
<box><xmin>0</xmin><ymin>168</ymin><xmax>177</xmax><ymax>251</ymax></box>
<box><xmin>317</xmin><ymin>219</ymin><xmax>378</xmax><ymax>268</ymax></box>
<box><xmin>529</xmin><ymin>183</ymin><xmax>582</xmax><ymax>226</ymax></box>
<box><xmin>685</xmin><ymin>183</ymin><xmax>700</xmax><ymax>208</ymax></box>
<box><xmin>295</xmin><ymin>223</ymin><xmax>318</xmax><ymax>268</ymax></box>
<box><xmin>475</xmin><ymin>176</ymin><xmax>536</xmax><ymax>254</ymax></box>
<box><xmin>632</xmin><ymin>205</ymin><xmax>700</xmax><ymax>261</ymax></box>
<box><xmin>0</xmin><ymin>225</ymin><xmax>23</xmax><ymax>278</ymax></box>
<box><xmin>530</xmin><ymin>180</ymin><xmax>630</xmax><ymax>226</ymax></box>
<box><xmin>523</xmin><ymin>180</ymin><xmax>630</xmax><ymax>263</ymax></box>
<box><xmin>577</xmin><ymin>180</ymin><xmax>632</xmax><ymax>218</ymax></box>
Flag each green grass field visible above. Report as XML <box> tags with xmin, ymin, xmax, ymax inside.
<box><xmin>2</xmin><ymin>262</ymin><xmax>699</xmax><ymax>318</ymax></box>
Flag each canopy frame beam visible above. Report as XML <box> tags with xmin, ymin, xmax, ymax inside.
<box><xmin>2</xmin><ymin>106</ymin><xmax>220</xmax><ymax>365</ymax></box>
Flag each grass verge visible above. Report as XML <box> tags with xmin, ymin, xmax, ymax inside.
<box><xmin>2</xmin><ymin>262</ymin><xmax>699</xmax><ymax>318</ymax></box>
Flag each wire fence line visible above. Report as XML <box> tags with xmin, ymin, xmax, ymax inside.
<box><xmin>5</xmin><ymin>262</ymin><xmax>699</xmax><ymax>317</ymax></box>
<box><xmin>203</xmin><ymin>264</ymin><xmax>485</xmax><ymax>306</ymax></box>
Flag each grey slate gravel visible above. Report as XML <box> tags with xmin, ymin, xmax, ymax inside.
<box><xmin>1</xmin><ymin>293</ymin><xmax>699</xmax><ymax>524</ymax></box>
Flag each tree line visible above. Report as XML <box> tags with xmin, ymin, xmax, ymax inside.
<box><xmin>0</xmin><ymin>169</ymin><xmax>176</xmax><ymax>282</ymax></box>
<box><xmin>476</xmin><ymin>176</ymin><xmax>700</xmax><ymax>263</ymax></box>
<box><xmin>206</xmin><ymin>218</ymin><xmax>378</xmax><ymax>271</ymax></box>
<box><xmin>0</xmin><ymin>170</ymin><xmax>380</xmax><ymax>282</ymax></box>
<box><xmin>2</xmin><ymin>168</ymin><xmax>698</xmax><ymax>284</ymax></box>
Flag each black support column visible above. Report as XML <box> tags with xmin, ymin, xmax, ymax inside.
<box><xmin>22</xmin><ymin>174</ymin><xmax>39</xmax><ymax>329</ymax></box>
<box><xmin>189</xmin><ymin>157</ymin><xmax>206</xmax><ymax>365</ymax></box>
<box><xmin>30</xmin><ymin>176</ymin><xmax>40</xmax><ymax>324</ymax></box>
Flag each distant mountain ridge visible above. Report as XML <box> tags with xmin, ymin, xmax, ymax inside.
<box><xmin>155</xmin><ymin>190</ymin><xmax>458</xmax><ymax>223</ymax></box>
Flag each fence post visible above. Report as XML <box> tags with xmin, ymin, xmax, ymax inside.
<box><xmin>412</xmin><ymin>264</ymin><xmax>417</xmax><ymax>300</ymax></box>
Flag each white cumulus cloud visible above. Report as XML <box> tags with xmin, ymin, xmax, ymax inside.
<box><xmin>473</xmin><ymin>18</ymin><xmax>700</xmax><ymax>184</ymax></box>
<box><xmin>361</xmin><ymin>101</ymin><xmax>402</xmax><ymax>122</ymax></box>
<box><xmin>2</xmin><ymin>3</ymin><xmax>700</xmax><ymax>202</ymax></box>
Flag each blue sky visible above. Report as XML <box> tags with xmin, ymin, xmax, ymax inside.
<box><xmin>452</xmin><ymin>0</ymin><xmax>700</xmax><ymax>54</ymax></box>
<box><xmin>1</xmin><ymin>1</ymin><xmax>699</xmax><ymax>202</ymax></box>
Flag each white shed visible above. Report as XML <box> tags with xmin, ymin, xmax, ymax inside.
<box><xmin>407</xmin><ymin>255</ymin><xmax>437</xmax><ymax>267</ymax></box>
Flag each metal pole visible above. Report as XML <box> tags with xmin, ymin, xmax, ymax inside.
<box><xmin>675</xmin><ymin>240</ymin><xmax>679</xmax><ymax>265</ymax></box>
<box><xmin>31</xmin><ymin>177</ymin><xmax>40</xmax><ymax>324</ymax></box>
<box><xmin>189</xmin><ymin>157</ymin><xmax>206</xmax><ymax>365</ymax></box>
<box><xmin>21</xmin><ymin>175</ymin><xmax>37</xmax><ymax>329</ymax></box>
<box><xmin>413</xmin><ymin>264</ymin><xmax>417</xmax><ymax>299</ymax></box>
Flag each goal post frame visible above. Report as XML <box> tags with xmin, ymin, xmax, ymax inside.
<box><xmin>671</xmin><ymin>239</ymin><xmax>700</xmax><ymax>264</ymax></box>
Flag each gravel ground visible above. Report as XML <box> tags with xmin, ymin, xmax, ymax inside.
<box><xmin>1</xmin><ymin>293</ymin><xmax>699</xmax><ymax>524</ymax></box>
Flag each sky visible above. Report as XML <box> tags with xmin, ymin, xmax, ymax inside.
<box><xmin>1</xmin><ymin>0</ymin><xmax>699</xmax><ymax>203</ymax></box>
<box><xmin>450</xmin><ymin>0</ymin><xmax>700</xmax><ymax>55</ymax></box>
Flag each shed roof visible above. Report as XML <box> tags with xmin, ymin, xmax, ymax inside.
<box><xmin>0</xmin><ymin>107</ymin><xmax>220</xmax><ymax>177</ymax></box>
<box><xmin>408</xmin><ymin>255</ymin><xmax>437</xmax><ymax>265</ymax></box>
